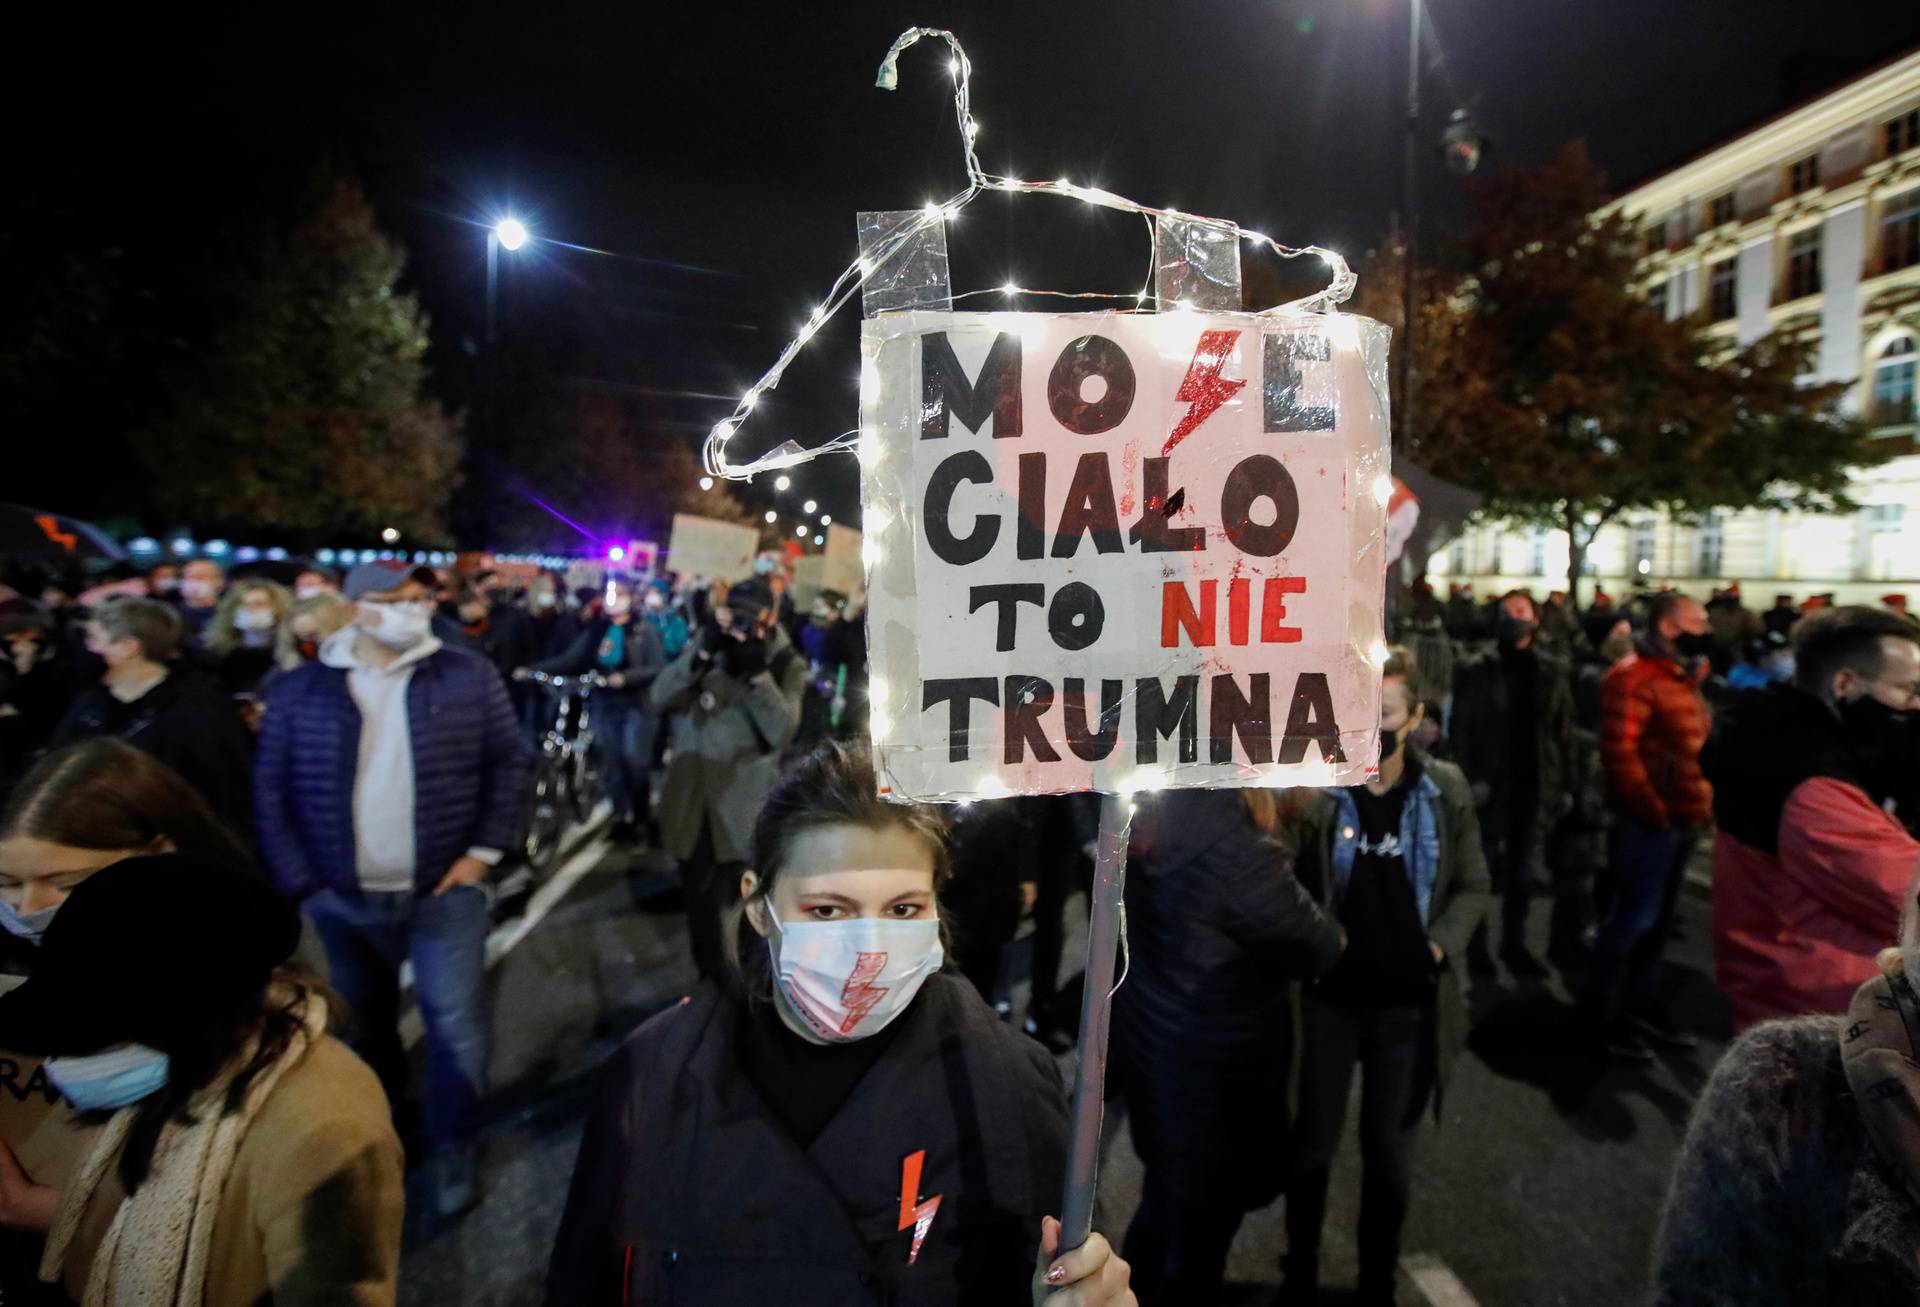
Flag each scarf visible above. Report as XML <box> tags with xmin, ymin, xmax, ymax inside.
<box><xmin>1841</xmin><ymin>949</ymin><xmax>1920</xmax><ymax>1207</ymax></box>
<box><xmin>41</xmin><ymin>991</ymin><xmax>329</xmax><ymax>1306</ymax></box>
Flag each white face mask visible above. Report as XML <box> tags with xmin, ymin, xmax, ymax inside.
<box><xmin>764</xmin><ymin>909</ymin><xmax>943</xmax><ymax>1043</ymax></box>
<box><xmin>363</xmin><ymin>601</ymin><xmax>432</xmax><ymax>649</ymax></box>
<box><xmin>180</xmin><ymin>579</ymin><xmax>219</xmax><ymax>604</ymax></box>
<box><xmin>233</xmin><ymin>608</ymin><xmax>276</xmax><ymax>632</ymax></box>
<box><xmin>294</xmin><ymin>582</ymin><xmax>330</xmax><ymax>601</ymax></box>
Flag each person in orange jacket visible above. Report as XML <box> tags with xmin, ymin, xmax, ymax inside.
<box><xmin>1587</xmin><ymin>592</ymin><xmax>1715</xmax><ymax>1060</ymax></box>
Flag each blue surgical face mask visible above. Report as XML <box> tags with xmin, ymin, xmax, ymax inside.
<box><xmin>0</xmin><ymin>898</ymin><xmax>58</xmax><ymax>946</ymax></box>
<box><xmin>45</xmin><ymin>1042</ymin><xmax>171</xmax><ymax>1111</ymax></box>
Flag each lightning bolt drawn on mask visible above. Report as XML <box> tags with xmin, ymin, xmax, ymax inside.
<box><xmin>1163</xmin><ymin>329</ymin><xmax>1246</xmax><ymax>457</ymax></box>
<box><xmin>837</xmin><ymin>950</ymin><xmax>892</xmax><ymax>1035</ymax></box>
<box><xmin>898</xmin><ymin>1149</ymin><xmax>943</xmax><ymax>1265</ymax></box>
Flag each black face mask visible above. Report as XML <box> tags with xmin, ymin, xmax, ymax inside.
<box><xmin>1379</xmin><ymin>727</ymin><xmax>1400</xmax><ymax>761</ymax></box>
<box><xmin>1673</xmin><ymin>632</ymin><xmax>1715</xmax><ymax>659</ymax></box>
<box><xmin>1496</xmin><ymin>615</ymin><xmax>1535</xmax><ymax>647</ymax></box>
<box><xmin>1840</xmin><ymin>693</ymin><xmax>1913</xmax><ymax>764</ymax></box>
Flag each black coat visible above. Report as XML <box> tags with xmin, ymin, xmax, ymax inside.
<box><xmin>548</xmin><ymin>974</ymin><xmax>1068</xmax><ymax>1306</ymax></box>
<box><xmin>1114</xmin><ymin>789</ymin><xmax>1344</xmax><ymax>1210</ymax></box>
<box><xmin>1449</xmin><ymin>643</ymin><xmax>1574</xmax><ymax>824</ymax></box>
<box><xmin>534</xmin><ymin>614</ymin><xmax>665</xmax><ymax>705</ymax></box>
<box><xmin>50</xmin><ymin>668</ymin><xmax>253</xmax><ymax>833</ymax></box>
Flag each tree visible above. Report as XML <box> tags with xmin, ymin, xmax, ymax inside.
<box><xmin>1412</xmin><ymin>142</ymin><xmax>1880</xmax><ymax>607</ymax></box>
<box><xmin>139</xmin><ymin>180</ymin><xmax>461</xmax><ymax>540</ymax></box>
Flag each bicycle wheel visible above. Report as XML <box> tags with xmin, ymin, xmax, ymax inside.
<box><xmin>569</xmin><ymin>740</ymin><xmax>605</xmax><ymax>824</ymax></box>
<box><xmin>524</xmin><ymin>757</ymin><xmax>568</xmax><ymax>875</ymax></box>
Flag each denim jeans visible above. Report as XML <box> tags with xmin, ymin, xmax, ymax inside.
<box><xmin>306</xmin><ymin>883</ymin><xmax>492</xmax><ymax>1148</ymax></box>
<box><xmin>1287</xmin><ymin>995</ymin><xmax>1435</xmax><ymax>1300</ymax></box>
<box><xmin>1586</xmin><ymin>815</ymin><xmax>1697</xmax><ymax>1020</ymax></box>
<box><xmin>592</xmin><ymin>694</ymin><xmax>657</xmax><ymax>823</ymax></box>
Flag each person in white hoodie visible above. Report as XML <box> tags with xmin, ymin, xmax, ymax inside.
<box><xmin>253</xmin><ymin>561</ymin><xmax>529</xmax><ymax>1217</ymax></box>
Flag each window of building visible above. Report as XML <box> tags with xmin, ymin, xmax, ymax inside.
<box><xmin>1647</xmin><ymin>280</ymin><xmax>1669</xmax><ymax>317</ymax></box>
<box><xmin>1527</xmin><ymin>528</ymin><xmax>1546</xmax><ymax>577</ymax></box>
<box><xmin>1631</xmin><ymin>518</ymin><xmax>1657</xmax><ymax>577</ymax></box>
<box><xmin>1785</xmin><ymin>227</ymin><xmax>1822</xmax><ymax>300</ymax></box>
<box><xmin>1708</xmin><ymin>258</ymin><xmax>1737</xmax><ymax>321</ymax></box>
<box><xmin>1884</xmin><ymin>189</ymin><xmax>1920</xmax><ymax>273</ymax></box>
<box><xmin>1708</xmin><ymin>192</ymin><xmax>1735</xmax><ymax>227</ymax></box>
<box><xmin>1449</xmin><ymin>534</ymin><xmax>1469</xmax><ymax>575</ymax></box>
<box><xmin>1871</xmin><ymin>337</ymin><xmax>1917</xmax><ymax>429</ymax></box>
<box><xmin>1870</xmin><ymin>503</ymin><xmax>1906</xmax><ymax>533</ymax></box>
<box><xmin>1786</xmin><ymin>155</ymin><xmax>1820</xmax><ymax>195</ymax></box>
<box><xmin>1888</xmin><ymin>108</ymin><xmax>1920</xmax><ymax>158</ymax></box>
<box><xmin>1693</xmin><ymin>512</ymin><xmax>1726</xmax><ymax>578</ymax></box>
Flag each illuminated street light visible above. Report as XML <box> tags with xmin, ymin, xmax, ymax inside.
<box><xmin>764</xmin><ymin>510</ymin><xmax>778</xmax><ymax>524</ymax></box>
<box><xmin>775</xmin><ymin>474</ymin><xmax>792</xmax><ymax>492</ymax></box>
<box><xmin>820</xmin><ymin>514</ymin><xmax>832</xmax><ymax>526</ymax></box>
<box><xmin>803</xmin><ymin>499</ymin><xmax>818</xmax><ymax>514</ymax></box>
<box><xmin>608</xmin><ymin>545</ymin><xmax>627</xmax><ymax>562</ymax></box>
<box><xmin>699</xmin><ymin>476</ymin><xmax>714</xmax><ymax>491</ymax></box>
<box><xmin>380</xmin><ymin>526</ymin><xmax>400</xmax><ymax>543</ymax></box>
<box><xmin>494</xmin><ymin>218</ymin><xmax>529</xmax><ymax>251</ymax></box>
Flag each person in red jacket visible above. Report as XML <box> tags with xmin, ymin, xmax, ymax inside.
<box><xmin>1587</xmin><ymin>592</ymin><xmax>1715</xmax><ymax>1060</ymax></box>
<box><xmin>1701</xmin><ymin>605</ymin><xmax>1920</xmax><ymax>1031</ymax></box>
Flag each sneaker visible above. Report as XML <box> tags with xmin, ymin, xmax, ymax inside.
<box><xmin>1628</xmin><ymin>1010</ymin><xmax>1700</xmax><ymax>1050</ymax></box>
<box><xmin>434</xmin><ymin>1145</ymin><xmax>483</xmax><ymax>1218</ymax></box>
<box><xmin>1604</xmin><ymin>1023</ymin><xmax>1656</xmax><ymax>1063</ymax></box>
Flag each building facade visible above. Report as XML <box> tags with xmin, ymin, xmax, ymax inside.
<box><xmin>1428</xmin><ymin>49</ymin><xmax>1920</xmax><ymax>604</ymax></box>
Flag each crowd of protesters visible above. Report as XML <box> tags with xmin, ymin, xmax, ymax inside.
<box><xmin>2</xmin><ymin>534</ymin><xmax>1919</xmax><ymax>1304</ymax></box>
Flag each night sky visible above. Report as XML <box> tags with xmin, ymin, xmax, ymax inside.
<box><xmin>13</xmin><ymin>2</ymin><xmax>1920</xmax><ymax>540</ymax></box>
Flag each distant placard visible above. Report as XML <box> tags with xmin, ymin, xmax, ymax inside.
<box><xmin>859</xmin><ymin>309</ymin><xmax>1393</xmax><ymax>800</ymax></box>
<box><xmin>666</xmin><ymin>514</ymin><xmax>759</xmax><ymax>584</ymax></box>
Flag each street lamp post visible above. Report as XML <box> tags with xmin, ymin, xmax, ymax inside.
<box><xmin>1399</xmin><ymin>0</ymin><xmax>1421</xmax><ymax>458</ymax></box>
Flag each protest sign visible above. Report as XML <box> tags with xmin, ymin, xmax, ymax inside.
<box><xmin>666</xmin><ymin>513</ymin><xmax>759</xmax><ymax>584</ymax></box>
<box><xmin>860</xmin><ymin>308</ymin><xmax>1392</xmax><ymax>801</ymax></box>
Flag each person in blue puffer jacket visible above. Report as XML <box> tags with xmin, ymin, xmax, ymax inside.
<box><xmin>253</xmin><ymin>560</ymin><xmax>529</xmax><ymax>1219</ymax></box>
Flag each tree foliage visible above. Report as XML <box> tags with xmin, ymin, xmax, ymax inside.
<box><xmin>1412</xmin><ymin>142</ymin><xmax>1881</xmax><ymax>603</ymax></box>
<box><xmin>139</xmin><ymin>181</ymin><xmax>461</xmax><ymax>540</ymax></box>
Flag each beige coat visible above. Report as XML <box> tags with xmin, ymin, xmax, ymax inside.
<box><xmin>59</xmin><ymin>1035</ymin><xmax>404</xmax><ymax>1307</ymax></box>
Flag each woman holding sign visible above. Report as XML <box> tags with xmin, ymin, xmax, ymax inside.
<box><xmin>547</xmin><ymin>743</ymin><xmax>1136</xmax><ymax>1307</ymax></box>
<box><xmin>1282</xmin><ymin>650</ymin><xmax>1491</xmax><ymax>1307</ymax></box>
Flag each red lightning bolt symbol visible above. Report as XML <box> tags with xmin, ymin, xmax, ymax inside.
<box><xmin>836</xmin><ymin>950</ymin><xmax>891</xmax><ymax>1036</ymax></box>
<box><xmin>898</xmin><ymin>1149</ymin><xmax>943</xmax><ymax>1265</ymax></box>
<box><xmin>1163</xmin><ymin>329</ymin><xmax>1246</xmax><ymax>457</ymax></box>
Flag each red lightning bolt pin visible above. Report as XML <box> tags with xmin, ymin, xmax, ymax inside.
<box><xmin>897</xmin><ymin>1149</ymin><xmax>942</xmax><ymax>1265</ymax></box>
<box><xmin>1163</xmin><ymin>329</ymin><xmax>1246</xmax><ymax>457</ymax></box>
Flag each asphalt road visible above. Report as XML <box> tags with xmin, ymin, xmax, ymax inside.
<box><xmin>394</xmin><ymin>840</ymin><xmax>1731</xmax><ymax>1307</ymax></box>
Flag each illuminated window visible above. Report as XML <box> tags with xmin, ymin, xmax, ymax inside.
<box><xmin>1786</xmin><ymin>155</ymin><xmax>1820</xmax><ymax>196</ymax></box>
<box><xmin>1708</xmin><ymin>193</ymin><xmax>1735</xmax><ymax>228</ymax></box>
<box><xmin>1785</xmin><ymin>227</ymin><xmax>1822</xmax><ymax>300</ymax></box>
<box><xmin>1708</xmin><ymin>258</ymin><xmax>1737</xmax><ymax>322</ymax></box>
<box><xmin>1693</xmin><ymin>511</ymin><xmax>1726</xmax><ymax>578</ymax></box>
<box><xmin>1871</xmin><ymin>338</ymin><xmax>1916</xmax><ymax>429</ymax></box>
<box><xmin>1631</xmin><ymin>518</ymin><xmax>1657</xmax><ymax>577</ymax></box>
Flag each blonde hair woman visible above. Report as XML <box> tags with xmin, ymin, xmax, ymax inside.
<box><xmin>201</xmin><ymin>580</ymin><xmax>292</xmax><ymax>696</ymax></box>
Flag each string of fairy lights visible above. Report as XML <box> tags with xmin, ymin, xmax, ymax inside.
<box><xmin>700</xmin><ymin>25</ymin><xmax>1358</xmax><ymax>484</ymax></box>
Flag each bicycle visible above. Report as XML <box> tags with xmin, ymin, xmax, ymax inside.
<box><xmin>520</xmin><ymin>670</ymin><xmax>608</xmax><ymax>874</ymax></box>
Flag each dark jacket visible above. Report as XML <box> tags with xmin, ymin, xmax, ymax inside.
<box><xmin>1651</xmin><ymin>1016</ymin><xmax>1920</xmax><ymax>1305</ymax></box>
<box><xmin>1115</xmin><ymin>789</ymin><xmax>1343</xmax><ymax>1210</ymax></box>
<box><xmin>1287</xmin><ymin>755</ymin><xmax>1491</xmax><ymax>1109</ymax></box>
<box><xmin>51</xmin><ymin>667</ymin><xmax>254</xmax><ymax>833</ymax></box>
<box><xmin>1448</xmin><ymin>642</ymin><xmax>1574</xmax><ymax>825</ymax></box>
<box><xmin>547</xmin><ymin>975</ymin><xmax>1068</xmax><ymax>1306</ymax></box>
<box><xmin>534</xmin><ymin>615</ymin><xmax>665</xmax><ymax>702</ymax></box>
<box><xmin>252</xmin><ymin>643</ymin><xmax>530</xmax><ymax>899</ymax></box>
<box><xmin>648</xmin><ymin>629</ymin><xmax>807</xmax><ymax>863</ymax></box>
